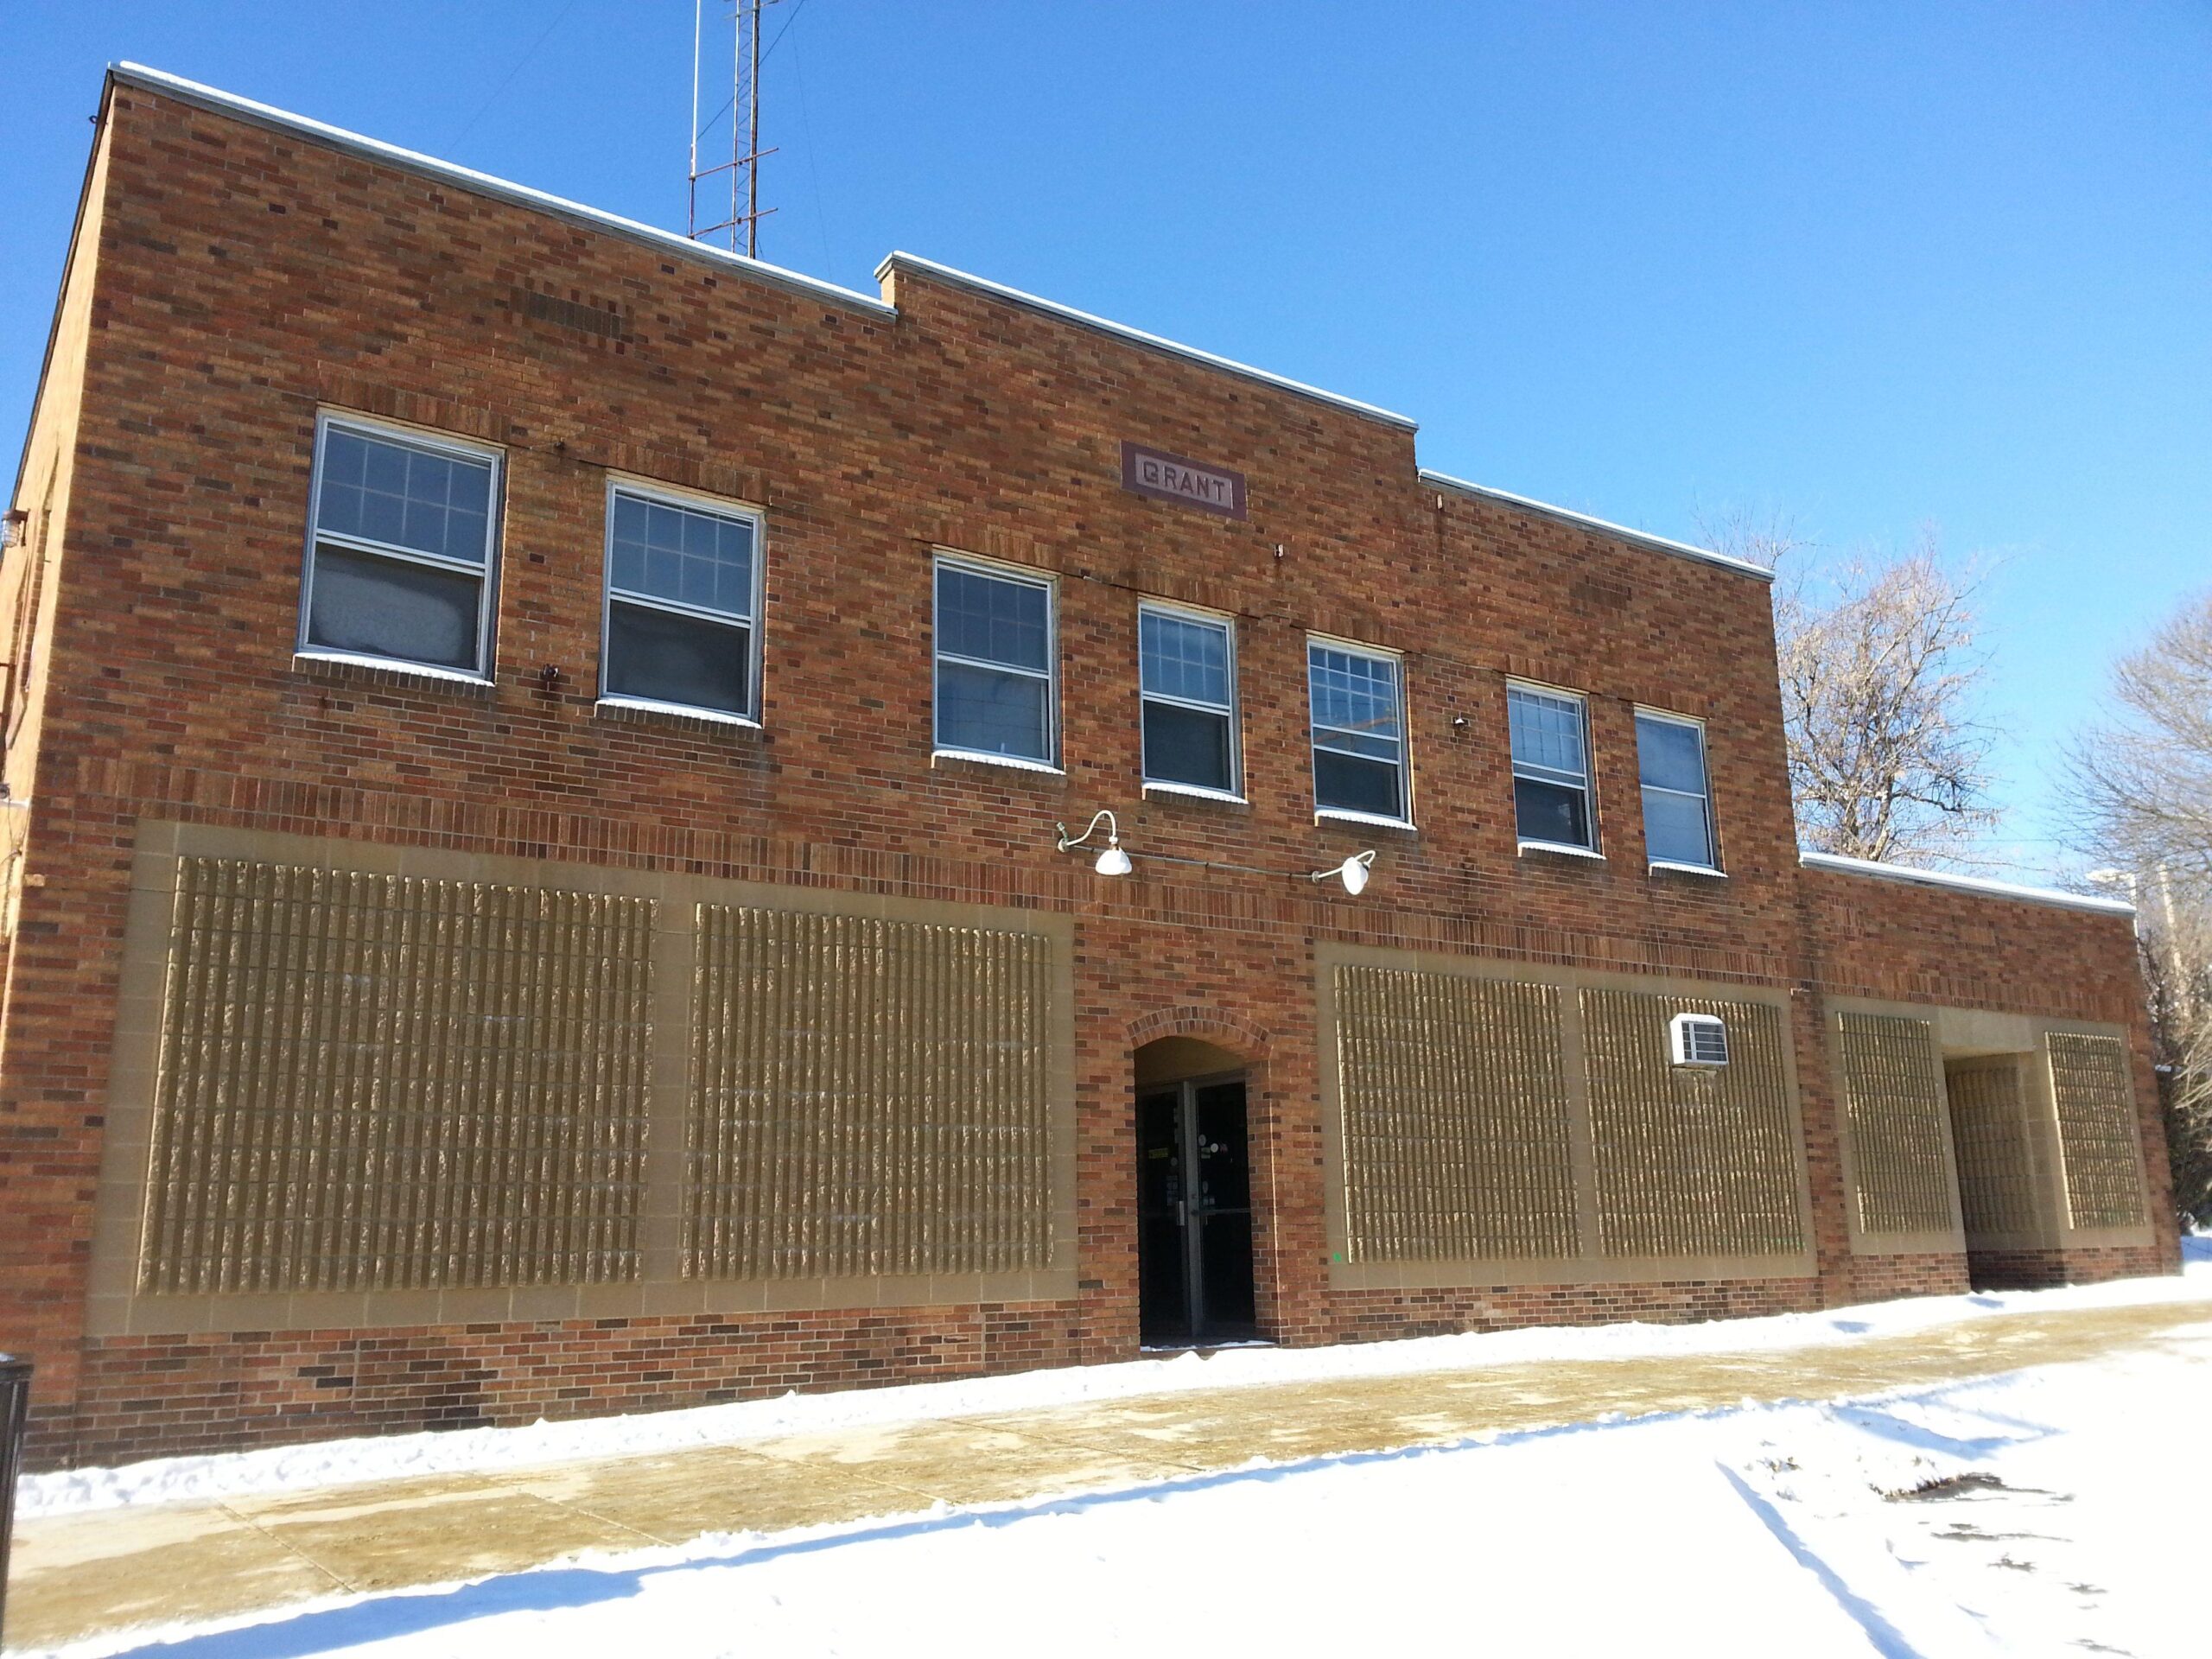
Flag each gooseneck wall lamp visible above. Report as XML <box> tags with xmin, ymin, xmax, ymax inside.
<box><xmin>1312</xmin><ymin>849</ymin><xmax>1378</xmax><ymax>895</ymax></box>
<box><xmin>1056</xmin><ymin>810</ymin><xmax>1133</xmax><ymax>877</ymax></box>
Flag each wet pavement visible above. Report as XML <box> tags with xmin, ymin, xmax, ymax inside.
<box><xmin>10</xmin><ymin>1297</ymin><xmax>2209</xmax><ymax>1652</ymax></box>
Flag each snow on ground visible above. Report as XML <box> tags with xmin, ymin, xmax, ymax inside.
<box><xmin>24</xmin><ymin>1249</ymin><xmax>2212</xmax><ymax>1519</ymax></box>
<box><xmin>33</xmin><ymin>1296</ymin><xmax>2212</xmax><ymax>1658</ymax></box>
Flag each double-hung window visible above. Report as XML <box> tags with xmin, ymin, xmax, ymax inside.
<box><xmin>302</xmin><ymin>413</ymin><xmax>499</xmax><ymax>677</ymax></box>
<box><xmin>1308</xmin><ymin>639</ymin><xmax>1408</xmax><ymax>823</ymax></box>
<box><xmin>601</xmin><ymin>480</ymin><xmax>762</xmax><ymax>721</ymax></box>
<box><xmin>933</xmin><ymin>556</ymin><xmax>1057</xmax><ymax>765</ymax></box>
<box><xmin>1139</xmin><ymin>602</ymin><xmax>1238</xmax><ymax>797</ymax></box>
<box><xmin>1509</xmin><ymin>683</ymin><xmax>1597</xmax><ymax>851</ymax></box>
<box><xmin>1637</xmin><ymin>709</ymin><xmax>1718</xmax><ymax>871</ymax></box>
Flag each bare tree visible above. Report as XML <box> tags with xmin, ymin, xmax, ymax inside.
<box><xmin>1701</xmin><ymin>512</ymin><xmax>2001</xmax><ymax>867</ymax></box>
<box><xmin>2064</xmin><ymin>590</ymin><xmax>2212</xmax><ymax>1225</ymax></box>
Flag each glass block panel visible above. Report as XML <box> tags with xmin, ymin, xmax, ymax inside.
<box><xmin>306</xmin><ymin>543</ymin><xmax>483</xmax><ymax>671</ymax></box>
<box><xmin>937</xmin><ymin>658</ymin><xmax>1052</xmax><ymax>760</ymax></box>
<box><xmin>1515</xmin><ymin>776</ymin><xmax>1591</xmax><ymax>848</ymax></box>
<box><xmin>608</xmin><ymin>491</ymin><xmax>755</xmax><ymax>620</ymax></box>
<box><xmin>1140</xmin><ymin>609</ymin><xmax>1230</xmax><ymax>708</ymax></box>
<box><xmin>606</xmin><ymin>601</ymin><xmax>751</xmax><ymax>715</ymax></box>
<box><xmin>937</xmin><ymin>564</ymin><xmax>1050</xmax><ymax>672</ymax></box>
<box><xmin>1316</xmin><ymin>748</ymin><xmax>1403</xmax><ymax>818</ymax></box>
<box><xmin>1143</xmin><ymin>700</ymin><xmax>1234</xmax><ymax>791</ymax></box>
<box><xmin>315</xmin><ymin>427</ymin><xmax>493</xmax><ymax>565</ymax></box>
<box><xmin>1643</xmin><ymin>790</ymin><xmax>1712</xmax><ymax>867</ymax></box>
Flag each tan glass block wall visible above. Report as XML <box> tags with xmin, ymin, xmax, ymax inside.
<box><xmin>1582</xmin><ymin>990</ymin><xmax>1805</xmax><ymax>1259</ymax></box>
<box><xmin>685</xmin><ymin>906</ymin><xmax>1055</xmax><ymax>1279</ymax></box>
<box><xmin>1836</xmin><ymin>1013</ymin><xmax>1958</xmax><ymax>1235</ymax></box>
<box><xmin>2046</xmin><ymin>1032</ymin><xmax>2148</xmax><ymax>1229</ymax></box>
<box><xmin>1942</xmin><ymin>1058</ymin><xmax>2042</xmax><ymax>1241</ymax></box>
<box><xmin>1332</xmin><ymin>965</ymin><xmax>1579</xmax><ymax>1264</ymax></box>
<box><xmin>140</xmin><ymin>857</ymin><xmax>655</xmax><ymax>1294</ymax></box>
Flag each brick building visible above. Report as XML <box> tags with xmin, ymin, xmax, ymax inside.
<box><xmin>0</xmin><ymin>66</ymin><xmax>2176</xmax><ymax>1469</ymax></box>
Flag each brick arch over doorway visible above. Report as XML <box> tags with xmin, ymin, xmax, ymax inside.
<box><xmin>1126</xmin><ymin>1005</ymin><xmax>1274</xmax><ymax>1060</ymax></box>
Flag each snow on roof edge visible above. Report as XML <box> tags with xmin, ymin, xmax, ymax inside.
<box><xmin>1420</xmin><ymin>470</ymin><xmax>1775</xmax><ymax>582</ymax></box>
<box><xmin>876</xmin><ymin>252</ymin><xmax>1421</xmax><ymax>432</ymax></box>
<box><xmin>1798</xmin><ymin>851</ymin><xmax>2135</xmax><ymax>917</ymax></box>
<box><xmin>109</xmin><ymin>62</ymin><xmax>896</xmax><ymax>319</ymax></box>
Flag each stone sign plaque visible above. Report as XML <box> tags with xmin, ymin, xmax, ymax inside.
<box><xmin>1120</xmin><ymin>442</ymin><xmax>1248</xmax><ymax>519</ymax></box>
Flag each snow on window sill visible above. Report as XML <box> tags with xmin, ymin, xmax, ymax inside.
<box><xmin>293</xmin><ymin>650</ymin><xmax>493</xmax><ymax>691</ymax></box>
<box><xmin>1518</xmin><ymin>839</ymin><xmax>1605</xmax><ymax>861</ymax></box>
<box><xmin>1649</xmin><ymin>859</ymin><xmax>1726</xmax><ymax>880</ymax></box>
<box><xmin>931</xmin><ymin>748</ymin><xmax>1066</xmax><ymax>778</ymax></box>
<box><xmin>1315</xmin><ymin>807</ymin><xmax>1417</xmax><ymax>833</ymax></box>
<box><xmin>595</xmin><ymin>695</ymin><xmax>762</xmax><ymax>730</ymax></box>
<box><xmin>1144</xmin><ymin>780</ymin><xmax>1249</xmax><ymax>806</ymax></box>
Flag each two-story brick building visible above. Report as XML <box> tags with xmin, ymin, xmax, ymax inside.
<box><xmin>0</xmin><ymin>65</ymin><xmax>2177</xmax><ymax>1469</ymax></box>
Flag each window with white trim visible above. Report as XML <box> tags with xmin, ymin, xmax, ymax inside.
<box><xmin>302</xmin><ymin>414</ymin><xmax>499</xmax><ymax>676</ymax></box>
<box><xmin>1139</xmin><ymin>602</ymin><xmax>1238</xmax><ymax>795</ymax></box>
<box><xmin>601</xmin><ymin>481</ymin><xmax>762</xmax><ymax>720</ymax></box>
<box><xmin>1508</xmin><ymin>683</ymin><xmax>1595</xmax><ymax>850</ymax></box>
<box><xmin>1637</xmin><ymin>709</ymin><xmax>1717</xmax><ymax>869</ymax></box>
<box><xmin>933</xmin><ymin>556</ymin><xmax>1056</xmax><ymax>764</ymax></box>
<box><xmin>1308</xmin><ymin>639</ymin><xmax>1408</xmax><ymax>821</ymax></box>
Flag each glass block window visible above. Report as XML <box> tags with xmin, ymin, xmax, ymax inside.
<box><xmin>935</xmin><ymin>556</ymin><xmax>1056</xmax><ymax>763</ymax></box>
<box><xmin>1509</xmin><ymin>684</ymin><xmax>1595</xmax><ymax>849</ymax></box>
<box><xmin>1140</xmin><ymin>603</ymin><xmax>1237</xmax><ymax>795</ymax></box>
<box><xmin>302</xmin><ymin>415</ymin><xmax>499</xmax><ymax>675</ymax></box>
<box><xmin>602</xmin><ymin>483</ymin><xmax>761</xmax><ymax>719</ymax></box>
<box><xmin>1637</xmin><ymin>710</ymin><xmax>1716</xmax><ymax>868</ymax></box>
<box><xmin>1308</xmin><ymin>640</ymin><xmax>1408</xmax><ymax>821</ymax></box>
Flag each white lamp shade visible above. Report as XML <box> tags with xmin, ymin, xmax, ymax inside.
<box><xmin>1095</xmin><ymin>844</ymin><xmax>1133</xmax><ymax>877</ymax></box>
<box><xmin>1339</xmin><ymin>855</ymin><xmax>1370</xmax><ymax>895</ymax></box>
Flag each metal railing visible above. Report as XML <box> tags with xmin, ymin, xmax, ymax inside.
<box><xmin>0</xmin><ymin>1354</ymin><xmax>27</xmax><ymax>1646</ymax></box>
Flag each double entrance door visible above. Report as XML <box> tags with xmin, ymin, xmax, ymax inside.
<box><xmin>1136</xmin><ymin>1074</ymin><xmax>1257</xmax><ymax>1348</ymax></box>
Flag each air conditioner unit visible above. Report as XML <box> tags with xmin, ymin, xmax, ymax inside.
<box><xmin>1669</xmin><ymin>1012</ymin><xmax>1729</xmax><ymax>1068</ymax></box>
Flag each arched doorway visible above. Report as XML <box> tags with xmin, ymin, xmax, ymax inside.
<box><xmin>1134</xmin><ymin>1035</ymin><xmax>1258</xmax><ymax>1347</ymax></box>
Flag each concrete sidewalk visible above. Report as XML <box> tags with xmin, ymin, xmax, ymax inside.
<box><xmin>10</xmin><ymin>1297</ymin><xmax>2210</xmax><ymax>1652</ymax></box>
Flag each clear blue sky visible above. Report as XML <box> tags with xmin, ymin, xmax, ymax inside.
<box><xmin>5</xmin><ymin>2</ymin><xmax>2206</xmax><ymax>881</ymax></box>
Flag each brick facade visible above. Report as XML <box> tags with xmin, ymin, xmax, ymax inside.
<box><xmin>0</xmin><ymin>69</ymin><xmax>2177</xmax><ymax>1468</ymax></box>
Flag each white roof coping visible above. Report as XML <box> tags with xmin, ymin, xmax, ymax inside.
<box><xmin>1799</xmin><ymin>850</ymin><xmax>2136</xmax><ymax>917</ymax></box>
<box><xmin>1420</xmin><ymin>470</ymin><xmax>1775</xmax><ymax>582</ymax></box>
<box><xmin>876</xmin><ymin>252</ymin><xmax>1421</xmax><ymax>432</ymax></box>
<box><xmin>108</xmin><ymin>63</ymin><xmax>896</xmax><ymax>319</ymax></box>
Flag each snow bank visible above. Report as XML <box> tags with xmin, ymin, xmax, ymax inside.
<box><xmin>22</xmin><ymin>1252</ymin><xmax>2211</xmax><ymax>1520</ymax></box>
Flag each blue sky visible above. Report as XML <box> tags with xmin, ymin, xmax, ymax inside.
<box><xmin>5</xmin><ymin>2</ymin><xmax>2206</xmax><ymax>880</ymax></box>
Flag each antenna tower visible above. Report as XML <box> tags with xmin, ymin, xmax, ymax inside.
<box><xmin>690</xmin><ymin>0</ymin><xmax>782</xmax><ymax>257</ymax></box>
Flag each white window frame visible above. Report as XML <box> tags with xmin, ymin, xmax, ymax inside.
<box><xmin>1635</xmin><ymin>706</ymin><xmax>1722</xmax><ymax>875</ymax></box>
<box><xmin>931</xmin><ymin>551</ymin><xmax>1061</xmax><ymax>771</ymax></box>
<box><xmin>597</xmin><ymin>474</ymin><xmax>767</xmax><ymax>727</ymax></box>
<box><xmin>1307</xmin><ymin>634</ymin><xmax>1413</xmax><ymax>829</ymax></box>
<box><xmin>1138</xmin><ymin>599</ymin><xmax>1242</xmax><ymax>802</ymax></box>
<box><xmin>1508</xmin><ymin>680</ymin><xmax>1599</xmax><ymax>856</ymax></box>
<box><xmin>298</xmin><ymin>410</ymin><xmax>502</xmax><ymax>682</ymax></box>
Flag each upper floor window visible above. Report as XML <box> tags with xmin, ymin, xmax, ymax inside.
<box><xmin>1308</xmin><ymin>639</ymin><xmax>1408</xmax><ymax>823</ymax></box>
<box><xmin>1140</xmin><ymin>602</ymin><xmax>1239</xmax><ymax>797</ymax></box>
<box><xmin>302</xmin><ymin>414</ymin><xmax>499</xmax><ymax>677</ymax></box>
<box><xmin>934</xmin><ymin>555</ymin><xmax>1057</xmax><ymax>765</ymax></box>
<box><xmin>1637</xmin><ymin>709</ymin><xmax>1718</xmax><ymax>871</ymax></box>
<box><xmin>1509</xmin><ymin>683</ymin><xmax>1596</xmax><ymax>851</ymax></box>
<box><xmin>601</xmin><ymin>480</ymin><xmax>762</xmax><ymax>721</ymax></box>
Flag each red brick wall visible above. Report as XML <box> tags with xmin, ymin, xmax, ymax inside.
<box><xmin>0</xmin><ymin>79</ymin><xmax>2173</xmax><ymax>1466</ymax></box>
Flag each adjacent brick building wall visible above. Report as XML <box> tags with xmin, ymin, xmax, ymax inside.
<box><xmin>0</xmin><ymin>69</ymin><xmax>2175</xmax><ymax>1467</ymax></box>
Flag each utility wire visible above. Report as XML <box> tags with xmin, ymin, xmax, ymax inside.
<box><xmin>448</xmin><ymin>0</ymin><xmax>584</xmax><ymax>150</ymax></box>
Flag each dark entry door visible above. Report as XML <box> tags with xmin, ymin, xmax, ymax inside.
<box><xmin>1136</xmin><ymin>1075</ymin><xmax>1257</xmax><ymax>1347</ymax></box>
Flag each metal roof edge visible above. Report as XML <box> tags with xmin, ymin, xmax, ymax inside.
<box><xmin>1798</xmin><ymin>850</ymin><xmax>2136</xmax><ymax>917</ymax></box>
<box><xmin>1419</xmin><ymin>469</ymin><xmax>1775</xmax><ymax>582</ymax></box>
<box><xmin>875</xmin><ymin>251</ymin><xmax>1420</xmax><ymax>432</ymax></box>
<box><xmin>109</xmin><ymin>63</ymin><xmax>896</xmax><ymax>319</ymax></box>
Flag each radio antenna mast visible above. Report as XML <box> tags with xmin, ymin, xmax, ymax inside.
<box><xmin>690</xmin><ymin>0</ymin><xmax>781</xmax><ymax>256</ymax></box>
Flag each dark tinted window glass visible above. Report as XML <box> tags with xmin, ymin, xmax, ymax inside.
<box><xmin>1316</xmin><ymin>749</ymin><xmax>1402</xmax><ymax>818</ymax></box>
<box><xmin>605</xmin><ymin>601</ymin><xmax>750</xmax><ymax>715</ymax></box>
<box><xmin>306</xmin><ymin>543</ymin><xmax>482</xmax><ymax>671</ymax></box>
<box><xmin>1142</xmin><ymin>701</ymin><xmax>1233</xmax><ymax>792</ymax></box>
<box><xmin>936</xmin><ymin>658</ymin><xmax>1051</xmax><ymax>760</ymax></box>
<box><xmin>1514</xmin><ymin>777</ymin><xmax>1590</xmax><ymax>848</ymax></box>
